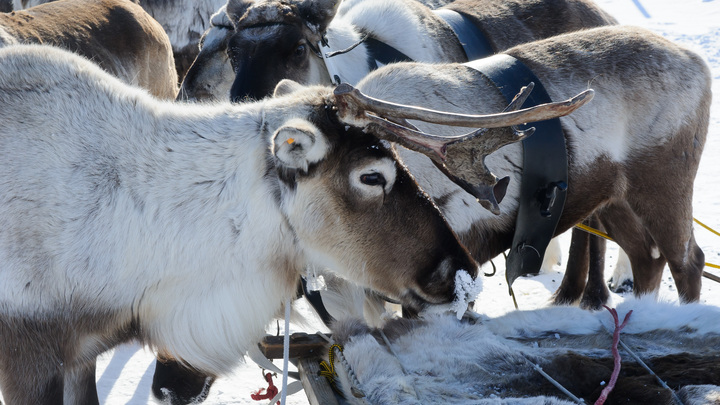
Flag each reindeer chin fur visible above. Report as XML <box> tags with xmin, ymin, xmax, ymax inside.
<box><xmin>329</xmin><ymin>297</ymin><xmax>720</xmax><ymax>404</ymax></box>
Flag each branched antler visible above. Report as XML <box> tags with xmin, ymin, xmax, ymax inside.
<box><xmin>332</xmin><ymin>83</ymin><xmax>594</xmax><ymax>214</ymax></box>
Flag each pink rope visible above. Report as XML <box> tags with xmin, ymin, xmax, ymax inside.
<box><xmin>594</xmin><ymin>305</ymin><xmax>633</xmax><ymax>405</ymax></box>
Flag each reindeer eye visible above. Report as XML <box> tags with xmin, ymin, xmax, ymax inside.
<box><xmin>295</xmin><ymin>43</ymin><xmax>306</xmax><ymax>57</ymax></box>
<box><xmin>360</xmin><ymin>173</ymin><xmax>386</xmax><ymax>187</ymax></box>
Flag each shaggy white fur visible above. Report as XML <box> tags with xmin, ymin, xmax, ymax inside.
<box><xmin>0</xmin><ymin>45</ymin><xmax>476</xmax><ymax>403</ymax></box>
<box><xmin>330</xmin><ymin>298</ymin><xmax>720</xmax><ymax>404</ymax></box>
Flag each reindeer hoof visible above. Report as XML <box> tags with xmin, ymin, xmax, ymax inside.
<box><xmin>579</xmin><ymin>285</ymin><xmax>610</xmax><ymax>311</ymax></box>
<box><xmin>609</xmin><ymin>278</ymin><xmax>634</xmax><ymax>294</ymax></box>
<box><xmin>579</xmin><ymin>296</ymin><xmax>605</xmax><ymax>311</ymax></box>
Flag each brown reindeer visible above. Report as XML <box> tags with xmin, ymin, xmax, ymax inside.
<box><xmin>8</xmin><ymin>0</ymin><xmax>227</xmax><ymax>81</ymax></box>
<box><xmin>338</xmin><ymin>25</ymin><xmax>710</xmax><ymax>306</ymax></box>
<box><xmin>0</xmin><ymin>0</ymin><xmax>177</xmax><ymax>99</ymax></box>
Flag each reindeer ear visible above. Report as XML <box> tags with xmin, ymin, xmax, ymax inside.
<box><xmin>273</xmin><ymin>119</ymin><xmax>329</xmax><ymax>172</ymax></box>
<box><xmin>274</xmin><ymin>79</ymin><xmax>304</xmax><ymax>97</ymax></box>
<box><xmin>210</xmin><ymin>5</ymin><xmax>232</xmax><ymax>28</ymax></box>
<box><xmin>297</xmin><ymin>0</ymin><xmax>340</xmax><ymax>32</ymax></box>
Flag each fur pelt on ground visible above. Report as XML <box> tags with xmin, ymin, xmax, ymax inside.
<box><xmin>329</xmin><ymin>298</ymin><xmax>720</xmax><ymax>404</ymax></box>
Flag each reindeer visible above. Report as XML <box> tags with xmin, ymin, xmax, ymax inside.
<box><xmin>9</xmin><ymin>0</ymin><xmax>226</xmax><ymax>80</ymax></box>
<box><xmin>338</xmin><ymin>24</ymin><xmax>710</xmax><ymax>308</ymax></box>
<box><xmin>177</xmin><ymin>0</ymin><xmax>617</xmax><ymax>102</ymax></box>
<box><xmin>0</xmin><ymin>2</ymin><xmax>184</xmax><ymax>398</ymax></box>
<box><xmin>0</xmin><ymin>0</ymin><xmax>178</xmax><ymax>99</ymax></box>
<box><xmin>131</xmin><ymin>0</ymin><xmax>227</xmax><ymax>79</ymax></box>
<box><xmin>0</xmin><ymin>44</ymin><xmax>588</xmax><ymax>404</ymax></box>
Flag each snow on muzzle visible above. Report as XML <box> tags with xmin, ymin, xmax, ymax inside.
<box><xmin>401</xmin><ymin>254</ymin><xmax>482</xmax><ymax>319</ymax></box>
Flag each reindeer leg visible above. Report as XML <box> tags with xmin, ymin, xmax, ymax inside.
<box><xmin>579</xmin><ymin>216</ymin><xmax>609</xmax><ymax>310</ymax></box>
<box><xmin>623</xmin><ymin>115</ymin><xmax>706</xmax><ymax>302</ymax></box>
<box><xmin>600</xmin><ymin>203</ymin><xmax>666</xmax><ymax>297</ymax></box>
<box><xmin>664</xmin><ymin>234</ymin><xmax>704</xmax><ymax>302</ymax></box>
<box><xmin>552</xmin><ymin>225</ymin><xmax>590</xmax><ymax>306</ymax></box>
<box><xmin>541</xmin><ymin>238</ymin><xmax>562</xmax><ymax>272</ymax></box>
<box><xmin>608</xmin><ymin>250</ymin><xmax>634</xmax><ymax>293</ymax></box>
<box><xmin>64</xmin><ymin>361</ymin><xmax>99</xmax><ymax>405</ymax></box>
<box><xmin>642</xmin><ymin>225</ymin><xmax>704</xmax><ymax>302</ymax></box>
<box><xmin>0</xmin><ymin>318</ymin><xmax>65</xmax><ymax>405</ymax></box>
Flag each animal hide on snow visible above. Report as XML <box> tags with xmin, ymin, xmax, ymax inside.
<box><xmin>328</xmin><ymin>298</ymin><xmax>720</xmax><ymax>404</ymax></box>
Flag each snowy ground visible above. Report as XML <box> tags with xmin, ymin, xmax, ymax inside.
<box><xmin>4</xmin><ymin>0</ymin><xmax>720</xmax><ymax>404</ymax></box>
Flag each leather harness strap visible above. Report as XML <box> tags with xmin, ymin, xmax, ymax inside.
<box><xmin>332</xmin><ymin>8</ymin><xmax>495</xmax><ymax>80</ymax></box>
<box><xmin>326</xmin><ymin>8</ymin><xmax>494</xmax><ymax>81</ymax></box>
<box><xmin>433</xmin><ymin>8</ymin><xmax>495</xmax><ymax>61</ymax></box>
<box><xmin>464</xmin><ymin>54</ymin><xmax>568</xmax><ymax>290</ymax></box>
<box><xmin>364</xmin><ymin>36</ymin><xmax>413</xmax><ymax>70</ymax></box>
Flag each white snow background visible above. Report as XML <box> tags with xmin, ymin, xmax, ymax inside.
<box><xmin>3</xmin><ymin>0</ymin><xmax>720</xmax><ymax>403</ymax></box>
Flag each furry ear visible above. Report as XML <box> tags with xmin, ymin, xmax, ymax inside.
<box><xmin>226</xmin><ymin>0</ymin><xmax>255</xmax><ymax>25</ymax></box>
<box><xmin>273</xmin><ymin>79</ymin><xmax>305</xmax><ymax>97</ymax></box>
<box><xmin>297</xmin><ymin>0</ymin><xmax>340</xmax><ymax>33</ymax></box>
<box><xmin>210</xmin><ymin>5</ymin><xmax>232</xmax><ymax>28</ymax></box>
<box><xmin>273</xmin><ymin>118</ymin><xmax>329</xmax><ymax>172</ymax></box>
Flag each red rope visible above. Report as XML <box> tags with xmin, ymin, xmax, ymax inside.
<box><xmin>251</xmin><ymin>372</ymin><xmax>280</xmax><ymax>405</ymax></box>
<box><xmin>595</xmin><ymin>306</ymin><xmax>633</xmax><ymax>405</ymax></box>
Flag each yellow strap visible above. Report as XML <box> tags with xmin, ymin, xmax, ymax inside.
<box><xmin>573</xmin><ymin>220</ymin><xmax>720</xmax><ymax>280</ymax></box>
<box><xmin>694</xmin><ymin>217</ymin><xmax>720</xmax><ymax>238</ymax></box>
<box><xmin>573</xmin><ymin>223</ymin><xmax>613</xmax><ymax>241</ymax></box>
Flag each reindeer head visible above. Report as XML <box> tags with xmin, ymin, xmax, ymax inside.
<box><xmin>219</xmin><ymin>0</ymin><xmax>339</xmax><ymax>101</ymax></box>
<box><xmin>177</xmin><ymin>6</ymin><xmax>235</xmax><ymax>102</ymax></box>
<box><xmin>265</xmin><ymin>82</ymin><xmax>478</xmax><ymax>314</ymax></box>
<box><xmin>263</xmin><ymin>80</ymin><xmax>592</xmax><ymax>313</ymax></box>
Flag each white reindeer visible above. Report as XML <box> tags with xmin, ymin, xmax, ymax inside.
<box><xmin>176</xmin><ymin>0</ymin><xmax>624</xmax><ymax>306</ymax></box>
<box><xmin>0</xmin><ymin>44</ymin><xmax>588</xmax><ymax>404</ymax></box>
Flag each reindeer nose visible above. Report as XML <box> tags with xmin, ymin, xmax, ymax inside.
<box><xmin>412</xmin><ymin>267</ymin><xmax>482</xmax><ymax>320</ymax></box>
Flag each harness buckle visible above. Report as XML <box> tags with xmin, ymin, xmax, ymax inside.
<box><xmin>539</xmin><ymin>181</ymin><xmax>568</xmax><ymax>218</ymax></box>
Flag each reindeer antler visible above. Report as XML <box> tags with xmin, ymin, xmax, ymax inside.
<box><xmin>332</xmin><ymin>83</ymin><xmax>594</xmax><ymax>214</ymax></box>
<box><xmin>333</xmin><ymin>83</ymin><xmax>592</xmax><ymax>162</ymax></box>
